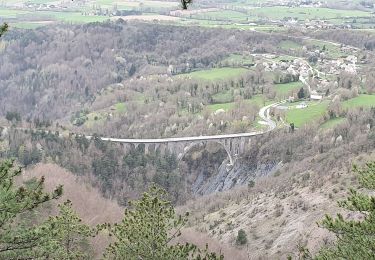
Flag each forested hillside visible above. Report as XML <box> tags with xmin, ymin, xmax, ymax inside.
<box><xmin>0</xmin><ymin>22</ymin><xmax>280</xmax><ymax>121</ymax></box>
<box><xmin>2</xmin><ymin>104</ymin><xmax>373</xmax><ymax>206</ymax></box>
<box><xmin>0</xmin><ymin>4</ymin><xmax>375</xmax><ymax>258</ymax></box>
<box><xmin>1</xmin><ymin>18</ymin><xmax>374</xmax><ymax>208</ymax></box>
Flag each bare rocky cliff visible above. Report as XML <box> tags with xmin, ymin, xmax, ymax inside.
<box><xmin>181</xmin><ymin>143</ymin><xmax>281</xmax><ymax>196</ymax></box>
<box><xmin>192</xmin><ymin>160</ymin><xmax>281</xmax><ymax>195</ymax></box>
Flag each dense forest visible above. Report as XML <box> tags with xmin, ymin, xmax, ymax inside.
<box><xmin>2</xmin><ymin>22</ymin><xmax>373</xmax><ymax>140</ymax></box>
<box><xmin>0</xmin><ymin>15</ymin><xmax>375</xmax><ymax>259</ymax></box>
<box><xmin>0</xmin><ymin>21</ymin><xmax>374</xmax><ymax>204</ymax></box>
<box><xmin>1</xmin><ymin>105</ymin><xmax>373</xmax><ymax>205</ymax></box>
<box><xmin>0</xmin><ymin>22</ymin><xmax>280</xmax><ymax>121</ymax></box>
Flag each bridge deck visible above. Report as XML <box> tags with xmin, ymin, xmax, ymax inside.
<box><xmin>88</xmin><ymin>101</ymin><xmax>284</xmax><ymax>144</ymax></box>
<box><xmin>95</xmin><ymin>131</ymin><xmax>261</xmax><ymax>144</ymax></box>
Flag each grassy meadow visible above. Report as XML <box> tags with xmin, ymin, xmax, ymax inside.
<box><xmin>343</xmin><ymin>94</ymin><xmax>375</xmax><ymax>109</ymax></box>
<box><xmin>184</xmin><ymin>67</ymin><xmax>249</xmax><ymax>81</ymax></box>
<box><xmin>286</xmin><ymin>101</ymin><xmax>329</xmax><ymax>127</ymax></box>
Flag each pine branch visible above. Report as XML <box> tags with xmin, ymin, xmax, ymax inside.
<box><xmin>0</xmin><ymin>23</ymin><xmax>8</xmax><ymax>38</ymax></box>
<box><xmin>181</xmin><ymin>0</ymin><xmax>193</xmax><ymax>9</ymax></box>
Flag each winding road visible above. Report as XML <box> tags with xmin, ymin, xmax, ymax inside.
<box><xmin>2</xmin><ymin>101</ymin><xmax>284</xmax><ymax>147</ymax></box>
<box><xmin>2</xmin><ymin>100</ymin><xmax>285</xmax><ymax>168</ymax></box>
<box><xmin>86</xmin><ymin>101</ymin><xmax>284</xmax><ymax>144</ymax></box>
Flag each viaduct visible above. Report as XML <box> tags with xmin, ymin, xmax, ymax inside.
<box><xmin>87</xmin><ymin>102</ymin><xmax>284</xmax><ymax>168</ymax></box>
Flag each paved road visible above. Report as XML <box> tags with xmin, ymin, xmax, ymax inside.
<box><xmin>2</xmin><ymin>101</ymin><xmax>283</xmax><ymax>144</ymax></box>
<box><xmin>85</xmin><ymin>101</ymin><xmax>284</xmax><ymax>144</ymax></box>
<box><xmin>300</xmin><ymin>75</ymin><xmax>311</xmax><ymax>94</ymax></box>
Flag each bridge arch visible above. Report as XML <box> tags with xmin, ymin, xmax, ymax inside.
<box><xmin>177</xmin><ymin>140</ymin><xmax>234</xmax><ymax>167</ymax></box>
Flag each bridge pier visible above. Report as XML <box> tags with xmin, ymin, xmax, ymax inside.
<box><xmin>159</xmin><ymin>143</ymin><xmax>167</xmax><ymax>155</ymax></box>
<box><xmin>154</xmin><ymin>143</ymin><xmax>160</xmax><ymax>153</ymax></box>
<box><xmin>240</xmin><ymin>137</ymin><xmax>246</xmax><ymax>154</ymax></box>
<box><xmin>120</xmin><ymin>143</ymin><xmax>131</xmax><ymax>154</ymax></box>
<box><xmin>145</xmin><ymin>143</ymin><xmax>150</xmax><ymax>155</ymax></box>
<box><xmin>114</xmin><ymin>135</ymin><xmax>255</xmax><ymax>171</ymax></box>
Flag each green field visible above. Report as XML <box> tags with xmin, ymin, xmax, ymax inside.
<box><xmin>207</xmin><ymin>95</ymin><xmax>268</xmax><ymax>112</ymax></box>
<box><xmin>307</xmin><ymin>39</ymin><xmax>347</xmax><ymax>59</ymax></box>
<box><xmin>207</xmin><ymin>102</ymin><xmax>235</xmax><ymax>112</ymax></box>
<box><xmin>245</xmin><ymin>95</ymin><xmax>270</xmax><ymax>107</ymax></box>
<box><xmin>0</xmin><ymin>9</ymin><xmax>109</xmax><ymax>27</ymax></box>
<box><xmin>96</xmin><ymin>0</ymin><xmax>178</xmax><ymax>9</ymax></box>
<box><xmin>343</xmin><ymin>94</ymin><xmax>375</xmax><ymax>109</ymax></box>
<box><xmin>191</xmin><ymin>10</ymin><xmax>250</xmax><ymax>23</ymax></box>
<box><xmin>1</xmin><ymin>0</ymin><xmax>374</xmax><ymax>30</ymax></box>
<box><xmin>279</xmin><ymin>40</ymin><xmax>302</xmax><ymax>51</ymax></box>
<box><xmin>275</xmin><ymin>82</ymin><xmax>303</xmax><ymax>95</ymax></box>
<box><xmin>184</xmin><ymin>67</ymin><xmax>249</xmax><ymax>81</ymax></box>
<box><xmin>115</xmin><ymin>102</ymin><xmax>127</xmax><ymax>113</ymax></box>
<box><xmin>36</xmin><ymin>11</ymin><xmax>109</xmax><ymax>23</ymax></box>
<box><xmin>177</xmin><ymin>19</ymin><xmax>284</xmax><ymax>32</ymax></box>
<box><xmin>84</xmin><ymin>112</ymin><xmax>106</xmax><ymax>128</ymax></box>
<box><xmin>250</xmin><ymin>7</ymin><xmax>371</xmax><ymax>21</ymax></box>
<box><xmin>222</xmin><ymin>54</ymin><xmax>254</xmax><ymax>66</ymax></box>
<box><xmin>3</xmin><ymin>0</ymin><xmax>53</xmax><ymax>3</ymax></box>
<box><xmin>83</xmin><ymin>102</ymin><xmax>126</xmax><ymax>128</ymax></box>
<box><xmin>0</xmin><ymin>8</ymin><xmax>29</xmax><ymax>18</ymax></box>
<box><xmin>10</xmin><ymin>22</ymin><xmax>48</xmax><ymax>29</ymax></box>
<box><xmin>286</xmin><ymin>101</ymin><xmax>329</xmax><ymax>127</ymax></box>
<box><xmin>320</xmin><ymin>117</ymin><xmax>347</xmax><ymax>129</ymax></box>
<box><xmin>188</xmin><ymin>6</ymin><xmax>371</xmax><ymax>25</ymax></box>
<box><xmin>212</xmin><ymin>90</ymin><xmax>233</xmax><ymax>104</ymax></box>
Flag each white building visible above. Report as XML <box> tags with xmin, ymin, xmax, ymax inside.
<box><xmin>311</xmin><ymin>94</ymin><xmax>323</xmax><ymax>101</ymax></box>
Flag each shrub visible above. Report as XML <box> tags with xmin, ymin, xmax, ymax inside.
<box><xmin>236</xmin><ymin>229</ymin><xmax>248</xmax><ymax>246</ymax></box>
<box><xmin>248</xmin><ymin>180</ymin><xmax>255</xmax><ymax>189</ymax></box>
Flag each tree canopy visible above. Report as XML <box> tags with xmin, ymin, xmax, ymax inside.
<box><xmin>0</xmin><ymin>160</ymin><xmax>224</xmax><ymax>259</ymax></box>
<box><xmin>315</xmin><ymin>162</ymin><xmax>375</xmax><ymax>259</ymax></box>
<box><xmin>298</xmin><ymin>161</ymin><xmax>375</xmax><ymax>259</ymax></box>
<box><xmin>0</xmin><ymin>23</ymin><xmax>7</xmax><ymax>38</ymax></box>
<box><xmin>31</xmin><ymin>200</ymin><xmax>98</xmax><ymax>259</ymax></box>
<box><xmin>181</xmin><ymin>0</ymin><xmax>193</xmax><ymax>9</ymax></box>
<box><xmin>0</xmin><ymin>160</ymin><xmax>62</xmax><ymax>258</ymax></box>
<box><xmin>103</xmin><ymin>185</ymin><xmax>223</xmax><ymax>260</ymax></box>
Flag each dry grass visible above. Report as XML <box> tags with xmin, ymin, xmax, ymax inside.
<box><xmin>17</xmin><ymin>150</ymin><xmax>374</xmax><ymax>259</ymax></box>
<box><xmin>21</xmin><ymin>163</ymin><xmax>124</xmax><ymax>259</ymax></box>
<box><xmin>178</xmin><ymin>152</ymin><xmax>375</xmax><ymax>259</ymax></box>
<box><xmin>177</xmin><ymin>228</ymin><xmax>248</xmax><ymax>260</ymax></box>
<box><xmin>22</xmin><ymin>163</ymin><xmax>124</xmax><ymax>224</ymax></box>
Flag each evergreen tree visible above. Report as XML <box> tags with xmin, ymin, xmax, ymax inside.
<box><xmin>103</xmin><ymin>185</ymin><xmax>223</xmax><ymax>260</ymax></box>
<box><xmin>236</xmin><ymin>229</ymin><xmax>248</xmax><ymax>246</ymax></box>
<box><xmin>0</xmin><ymin>160</ymin><xmax>62</xmax><ymax>258</ymax></box>
<box><xmin>297</xmin><ymin>162</ymin><xmax>375</xmax><ymax>259</ymax></box>
<box><xmin>181</xmin><ymin>0</ymin><xmax>192</xmax><ymax>9</ymax></box>
<box><xmin>314</xmin><ymin>162</ymin><xmax>375</xmax><ymax>259</ymax></box>
<box><xmin>5</xmin><ymin>111</ymin><xmax>21</xmax><ymax>123</ymax></box>
<box><xmin>297</xmin><ymin>88</ymin><xmax>305</xmax><ymax>99</ymax></box>
<box><xmin>290</xmin><ymin>123</ymin><xmax>295</xmax><ymax>133</ymax></box>
<box><xmin>0</xmin><ymin>23</ymin><xmax>7</xmax><ymax>38</ymax></box>
<box><xmin>32</xmin><ymin>200</ymin><xmax>97</xmax><ymax>259</ymax></box>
